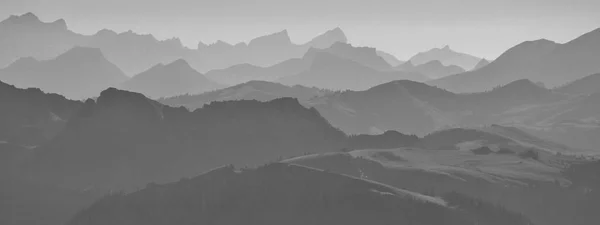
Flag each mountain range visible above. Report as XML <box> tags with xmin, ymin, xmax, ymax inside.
<box><xmin>396</xmin><ymin>60</ymin><xmax>466</xmax><ymax>79</ymax></box>
<box><xmin>120</xmin><ymin>59</ymin><xmax>222</xmax><ymax>98</ymax></box>
<box><xmin>277</xmin><ymin>51</ymin><xmax>428</xmax><ymax>90</ymax></box>
<box><xmin>305</xmin><ymin>79</ymin><xmax>573</xmax><ymax>137</ymax></box>
<box><xmin>159</xmin><ymin>80</ymin><xmax>329</xmax><ymax>109</ymax></box>
<box><xmin>429</xmin><ymin>28</ymin><xmax>600</xmax><ymax>92</ymax></box>
<box><xmin>0</xmin><ymin>47</ymin><xmax>127</xmax><ymax>99</ymax></box>
<box><xmin>408</xmin><ymin>45</ymin><xmax>482</xmax><ymax>70</ymax></box>
<box><xmin>2</xmin><ymin>77</ymin><xmax>598</xmax><ymax>225</ymax></box>
<box><xmin>3</xmin><ymin>11</ymin><xmax>600</xmax><ymax>225</ymax></box>
<box><xmin>0</xmin><ymin>13</ymin><xmax>348</xmax><ymax>75</ymax></box>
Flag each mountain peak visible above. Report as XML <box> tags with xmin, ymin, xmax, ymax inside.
<box><xmin>167</xmin><ymin>58</ymin><xmax>191</xmax><ymax>68</ymax></box>
<box><xmin>249</xmin><ymin>29</ymin><xmax>291</xmax><ymax>47</ymax></box>
<box><xmin>95</xmin><ymin>28</ymin><xmax>118</xmax><ymax>37</ymax></box>
<box><xmin>442</xmin><ymin>45</ymin><xmax>451</xmax><ymax>50</ymax></box>
<box><xmin>51</xmin><ymin>18</ymin><xmax>67</xmax><ymax>29</ymax></box>
<box><xmin>307</xmin><ymin>27</ymin><xmax>348</xmax><ymax>49</ymax></box>
<box><xmin>493</xmin><ymin>79</ymin><xmax>548</xmax><ymax>94</ymax></box>
<box><xmin>57</xmin><ymin>47</ymin><xmax>106</xmax><ymax>62</ymax></box>
<box><xmin>472</xmin><ymin>58</ymin><xmax>490</xmax><ymax>70</ymax></box>
<box><xmin>3</xmin><ymin>12</ymin><xmax>40</xmax><ymax>24</ymax></box>
<box><xmin>421</xmin><ymin>60</ymin><xmax>444</xmax><ymax>67</ymax></box>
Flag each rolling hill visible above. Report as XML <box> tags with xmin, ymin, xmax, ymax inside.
<box><xmin>159</xmin><ymin>80</ymin><xmax>329</xmax><ymax>109</ymax></box>
<box><xmin>67</xmin><ymin>163</ymin><xmax>532</xmax><ymax>225</ymax></box>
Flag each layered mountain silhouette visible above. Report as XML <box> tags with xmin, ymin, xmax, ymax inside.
<box><xmin>1</xmin><ymin>82</ymin><xmax>428</xmax><ymax>225</ymax></box>
<box><xmin>193</xmin><ymin>27</ymin><xmax>348</xmax><ymax>72</ymax></box>
<box><xmin>278</xmin><ymin>51</ymin><xmax>428</xmax><ymax>90</ymax></box>
<box><xmin>555</xmin><ymin>73</ymin><xmax>600</xmax><ymax>95</ymax></box>
<box><xmin>204</xmin><ymin>59</ymin><xmax>310</xmax><ymax>85</ymax></box>
<box><xmin>4</xmin><ymin>86</ymin><xmax>426</xmax><ymax>192</ymax></box>
<box><xmin>86</xmin><ymin>29</ymin><xmax>193</xmax><ymax>75</ymax></box>
<box><xmin>409</xmin><ymin>45</ymin><xmax>481</xmax><ymax>70</ymax></box>
<box><xmin>204</xmin><ymin>42</ymin><xmax>401</xmax><ymax>86</ymax></box>
<box><xmin>309</xmin><ymin>42</ymin><xmax>394</xmax><ymax>71</ymax></box>
<box><xmin>18</xmin><ymin>88</ymin><xmax>345</xmax><ymax>190</ymax></box>
<box><xmin>0</xmin><ymin>13</ymin><xmax>349</xmax><ymax>76</ymax></box>
<box><xmin>67</xmin><ymin>163</ymin><xmax>532</xmax><ymax>225</ymax></box>
<box><xmin>376</xmin><ymin>50</ymin><xmax>405</xmax><ymax>67</ymax></box>
<box><xmin>307</xmin><ymin>79</ymin><xmax>569</xmax><ymax>136</ymax></box>
<box><xmin>0</xmin><ymin>13</ymin><xmax>86</xmax><ymax>68</ymax></box>
<box><xmin>430</xmin><ymin>28</ymin><xmax>600</xmax><ymax>92</ymax></box>
<box><xmin>159</xmin><ymin>80</ymin><xmax>329</xmax><ymax>109</ymax></box>
<box><xmin>471</xmin><ymin>58</ymin><xmax>490</xmax><ymax>71</ymax></box>
<box><xmin>0</xmin><ymin>46</ymin><xmax>128</xmax><ymax>99</ymax></box>
<box><xmin>396</xmin><ymin>60</ymin><xmax>465</xmax><ymax>79</ymax></box>
<box><xmin>304</xmin><ymin>27</ymin><xmax>348</xmax><ymax>49</ymax></box>
<box><xmin>120</xmin><ymin>59</ymin><xmax>222</xmax><ymax>98</ymax></box>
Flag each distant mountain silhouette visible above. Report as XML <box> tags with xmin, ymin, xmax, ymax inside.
<box><xmin>0</xmin><ymin>13</ymin><xmax>349</xmax><ymax>75</ymax></box>
<box><xmin>471</xmin><ymin>58</ymin><xmax>490</xmax><ymax>71</ymax></box>
<box><xmin>409</xmin><ymin>45</ymin><xmax>481</xmax><ymax>70</ymax></box>
<box><xmin>376</xmin><ymin>50</ymin><xmax>405</xmax><ymax>67</ymax></box>
<box><xmin>430</xmin><ymin>28</ymin><xmax>600</xmax><ymax>92</ymax></box>
<box><xmin>307</xmin><ymin>79</ymin><xmax>569</xmax><ymax>136</ymax></box>
<box><xmin>87</xmin><ymin>29</ymin><xmax>193</xmax><ymax>75</ymax></box>
<box><xmin>0</xmin><ymin>13</ymin><xmax>86</xmax><ymax>68</ymax></box>
<box><xmin>0</xmin><ymin>46</ymin><xmax>128</xmax><ymax>99</ymax></box>
<box><xmin>204</xmin><ymin>42</ymin><xmax>401</xmax><ymax>86</ymax></box>
<box><xmin>120</xmin><ymin>59</ymin><xmax>222</xmax><ymax>98</ymax></box>
<box><xmin>204</xmin><ymin>58</ymin><xmax>310</xmax><ymax>85</ymax></box>
<box><xmin>194</xmin><ymin>27</ymin><xmax>348</xmax><ymax>72</ymax></box>
<box><xmin>159</xmin><ymin>80</ymin><xmax>329</xmax><ymax>109</ymax></box>
<box><xmin>303</xmin><ymin>27</ymin><xmax>348</xmax><ymax>49</ymax></box>
<box><xmin>309</xmin><ymin>42</ymin><xmax>393</xmax><ymax>71</ymax></box>
<box><xmin>278</xmin><ymin>51</ymin><xmax>428</xmax><ymax>90</ymax></box>
<box><xmin>396</xmin><ymin>60</ymin><xmax>465</xmax><ymax>79</ymax></box>
<box><xmin>67</xmin><ymin>163</ymin><xmax>529</xmax><ymax>225</ymax></box>
<box><xmin>555</xmin><ymin>73</ymin><xmax>600</xmax><ymax>95</ymax></box>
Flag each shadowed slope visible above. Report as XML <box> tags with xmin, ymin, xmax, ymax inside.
<box><xmin>0</xmin><ymin>80</ymin><xmax>82</xmax><ymax>146</ymax></box>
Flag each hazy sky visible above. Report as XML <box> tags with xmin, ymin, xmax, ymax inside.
<box><xmin>2</xmin><ymin>0</ymin><xmax>599</xmax><ymax>60</ymax></box>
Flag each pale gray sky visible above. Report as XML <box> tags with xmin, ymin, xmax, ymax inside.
<box><xmin>2</xmin><ymin>0</ymin><xmax>599</xmax><ymax>60</ymax></box>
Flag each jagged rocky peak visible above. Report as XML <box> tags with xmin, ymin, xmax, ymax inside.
<box><xmin>4</xmin><ymin>12</ymin><xmax>40</xmax><ymax>24</ymax></box>
<box><xmin>249</xmin><ymin>29</ymin><xmax>292</xmax><ymax>46</ymax></box>
<box><xmin>1</xmin><ymin>12</ymin><xmax>68</xmax><ymax>30</ymax></box>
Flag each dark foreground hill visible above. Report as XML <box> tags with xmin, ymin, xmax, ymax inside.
<box><xmin>286</xmin><ymin>148</ymin><xmax>590</xmax><ymax>225</ymax></box>
<box><xmin>68</xmin><ymin>163</ymin><xmax>532</xmax><ymax>225</ymax></box>
<box><xmin>5</xmin><ymin>86</ymin><xmax>420</xmax><ymax>192</ymax></box>
<box><xmin>0</xmin><ymin>80</ymin><xmax>82</xmax><ymax>146</ymax></box>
